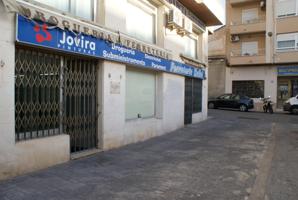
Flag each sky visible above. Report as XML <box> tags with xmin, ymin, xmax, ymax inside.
<box><xmin>204</xmin><ymin>0</ymin><xmax>226</xmax><ymax>26</ymax></box>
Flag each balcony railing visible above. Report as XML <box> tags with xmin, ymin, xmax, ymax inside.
<box><xmin>230</xmin><ymin>49</ymin><xmax>265</xmax><ymax>57</ymax></box>
<box><xmin>231</xmin><ymin>15</ymin><xmax>266</xmax><ymax>26</ymax></box>
<box><xmin>230</xmin><ymin>0</ymin><xmax>260</xmax><ymax>5</ymax></box>
<box><xmin>229</xmin><ymin>48</ymin><xmax>266</xmax><ymax>65</ymax></box>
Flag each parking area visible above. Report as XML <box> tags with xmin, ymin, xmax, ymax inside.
<box><xmin>0</xmin><ymin>109</ymin><xmax>297</xmax><ymax>200</ymax></box>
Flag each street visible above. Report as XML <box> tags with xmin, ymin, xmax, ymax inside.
<box><xmin>0</xmin><ymin>110</ymin><xmax>297</xmax><ymax>200</ymax></box>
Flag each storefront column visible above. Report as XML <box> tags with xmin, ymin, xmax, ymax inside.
<box><xmin>100</xmin><ymin>61</ymin><xmax>126</xmax><ymax>150</ymax></box>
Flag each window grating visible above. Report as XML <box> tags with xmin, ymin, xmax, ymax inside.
<box><xmin>63</xmin><ymin>57</ymin><xmax>98</xmax><ymax>153</ymax></box>
<box><xmin>232</xmin><ymin>80</ymin><xmax>264</xmax><ymax>98</ymax></box>
<box><xmin>193</xmin><ymin>79</ymin><xmax>202</xmax><ymax>113</ymax></box>
<box><xmin>15</xmin><ymin>49</ymin><xmax>61</xmax><ymax>141</ymax></box>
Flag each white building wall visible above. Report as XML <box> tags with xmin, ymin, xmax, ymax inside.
<box><xmin>103</xmin><ymin>0</ymin><xmax>127</xmax><ymax>32</ymax></box>
<box><xmin>0</xmin><ymin>0</ymin><xmax>210</xmax><ymax>180</ymax></box>
<box><xmin>100</xmin><ymin>61</ymin><xmax>126</xmax><ymax>149</ymax></box>
<box><xmin>99</xmin><ymin>0</ymin><xmax>209</xmax><ymax>150</ymax></box>
<box><xmin>0</xmin><ymin>4</ymin><xmax>70</xmax><ymax>181</ymax></box>
<box><xmin>100</xmin><ymin>61</ymin><xmax>186</xmax><ymax>149</ymax></box>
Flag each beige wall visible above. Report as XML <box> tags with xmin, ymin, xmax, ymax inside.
<box><xmin>225</xmin><ymin>65</ymin><xmax>278</xmax><ymax>102</ymax></box>
<box><xmin>228</xmin><ymin>1</ymin><xmax>265</xmax><ymax>25</ymax></box>
<box><xmin>208</xmin><ymin>0</ymin><xmax>298</xmax><ymax>111</ymax></box>
<box><xmin>230</xmin><ymin>33</ymin><xmax>265</xmax><ymax>51</ymax></box>
<box><xmin>208</xmin><ymin>59</ymin><xmax>227</xmax><ymax>98</ymax></box>
<box><xmin>209</xmin><ymin>27</ymin><xmax>226</xmax><ymax>57</ymax></box>
<box><xmin>208</xmin><ymin>26</ymin><xmax>227</xmax><ymax>98</ymax></box>
<box><xmin>276</xmin><ymin>16</ymin><xmax>298</xmax><ymax>34</ymax></box>
<box><xmin>275</xmin><ymin>51</ymin><xmax>298</xmax><ymax>64</ymax></box>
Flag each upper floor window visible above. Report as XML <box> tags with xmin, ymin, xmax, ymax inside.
<box><xmin>241</xmin><ymin>41</ymin><xmax>258</xmax><ymax>56</ymax></box>
<box><xmin>277</xmin><ymin>0</ymin><xmax>297</xmax><ymax>17</ymax></box>
<box><xmin>277</xmin><ymin>33</ymin><xmax>298</xmax><ymax>51</ymax></box>
<box><xmin>184</xmin><ymin>35</ymin><xmax>197</xmax><ymax>59</ymax></box>
<box><xmin>126</xmin><ymin>0</ymin><xmax>156</xmax><ymax>44</ymax></box>
<box><xmin>34</xmin><ymin>0</ymin><xmax>95</xmax><ymax>21</ymax></box>
<box><xmin>242</xmin><ymin>8</ymin><xmax>258</xmax><ymax>24</ymax></box>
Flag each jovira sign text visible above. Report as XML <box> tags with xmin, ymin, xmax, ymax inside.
<box><xmin>16</xmin><ymin>15</ymin><xmax>205</xmax><ymax>79</ymax></box>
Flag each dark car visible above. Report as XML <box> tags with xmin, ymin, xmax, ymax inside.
<box><xmin>208</xmin><ymin>94</ymin><xmax>254</xmax><ymax>112</ymax></box>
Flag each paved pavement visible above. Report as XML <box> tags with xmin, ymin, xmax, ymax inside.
<box><xmin>0</xmin><ymin>110</ymin><xmax>297</xmax><ymax>200</ymax></box>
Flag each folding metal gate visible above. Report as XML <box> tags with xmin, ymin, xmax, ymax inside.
<box><xmin>184</xmin><ymin>77</ymin><xmax>193</xmax><ymax>125</ymax></box>
<box><xmin>15</xmin><ymin>48</ymin><xmax>98</xmax><ymax>153</ymax></box>
<box><xmin>63</xmin><ymin>57</ymin><xmax>98</xmax><ymax>153</ymax></box>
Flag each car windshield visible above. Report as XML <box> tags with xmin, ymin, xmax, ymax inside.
<box><xmin>218</xmin><ymin>94</ymin><xmax>231</xmax><ymax>100</ymax></box>
<box><xmin>232</xmin><ymin>95</ymin><xmax>240</xmax><ymax>100</ymax></box>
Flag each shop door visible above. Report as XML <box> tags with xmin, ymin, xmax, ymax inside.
<box><xmin>292</xmin><ymin>80</ymin><xmax>298</xmax><ymax>97</ymax></box>
<box><xmin>277</xmin><ymin>80</ymin><xmax>290</xmax><ymax>108</ymax></box>
<box><xmin>185</xmin><ymin>77</ymin><xmax>193</xmax><ymax>125</ymax></box>
<box><xmin>63</xmin><ymin>57</ymin><xmax>98</xmax><ymax>153</ymax></box>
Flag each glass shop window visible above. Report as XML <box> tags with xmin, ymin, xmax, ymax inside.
<box><xmin>126</xmin><ymin>69</ymin><xmax>156</xmax><ymax>120</ymax></box>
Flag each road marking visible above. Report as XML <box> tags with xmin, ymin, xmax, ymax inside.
<box><xmin>248</xmin><ymin>123</ymin><xmax>277</xmax><ymax>200</ymax></box>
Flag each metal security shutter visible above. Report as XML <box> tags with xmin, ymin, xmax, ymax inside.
<box><xmin>184</xmin><ymin>77</ymin><xmax>193</xmax><ymax>124</ymax></box>
<box><xmin>15</xmin><ymin>48</ymin><xmax>61</xmax><ymax>141</ymax></box>
<box><xmin>193</xmin><ymin>79</ymin><xmax>202</xmax><ymax>113</ymax></box>
<box><xmin>63</xmin><ymin>57</ymin><xmax>98</xmax><ymax>153</ymax></box>
<box><xmin>15</xmin><ymin>47</ymin><xmax>98</xmax><ymax>153</ymax></box>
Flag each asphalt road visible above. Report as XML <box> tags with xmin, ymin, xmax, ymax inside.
<box><xmin>0</xmin><ymin>109</ymin><xmax>297</xmax><ymax>200</ymax></box>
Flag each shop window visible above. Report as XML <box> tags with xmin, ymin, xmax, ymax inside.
<box><xmin>15</xmin><ymin>49</ymin><xmax>61</xmax><ymax>141</ymax></box>
<box><xmin>193</xmin><ymin>79</ymin><xmax>202</xmax><ymax>113</ymax></box>
<box><xmin>277</xmin><ymin>33</ymin><xmax>298</xmax><ymax>51</ymax></box>
<box><xmin>126</xmin><ymin>69</ymin><xmax>156</xmax><ymax>120</ymax></box>
<box><xmin>277</xmin><ymin>0</ymin><xmax>297</xmax><ymax>17</ymax></box>
<box><xmin>232</xmin><ymin>80</ymin><xmax>264</xmax><ymax>98</ymax></box>
<box><xmin>126</xmin><ymin>0</ymin><xmax>156</xmax><ymax>44</ymax></box>
<box><xmin>185</xmin><ymin>36</ymin><xmax>197</xmax><ymax>59</ymax></box>
<box><xmin>34</xmin><ymin>0</ymin><xmax>95</xmax><ymax>21</ymax></box>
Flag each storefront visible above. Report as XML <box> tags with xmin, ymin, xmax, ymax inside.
<box><xmin>0</xmin><ymin>0</ymin><xmax>221</xmax><ymax>181</ymax></box>
<box><xmin>277</xmin><ymin>66</ymin><xmax>298</xmax><ymax>108</ymax></box>
<box><xmin>15</xmin><ymin>11</ymin><xmax>206</xmax><ymax>153</ymax></box>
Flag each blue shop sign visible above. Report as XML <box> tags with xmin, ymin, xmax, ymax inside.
<box><xmin>278</xmin><ymin>66</ymin><xmax>298</xmax><ymax>76</ymax></box>
<box><xmin>16</xmin><ymin>15</ymin><xmax>205</xmax><ymax>79</ymax></box>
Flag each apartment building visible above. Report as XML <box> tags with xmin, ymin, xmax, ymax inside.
<box><xmin>209</xmin><ymin>0</ymin><xmax>298</xmax><ymax>109</ymax></box>
<box><xmin>0</xmin><ymin>0</ymin><xmax>221</xmax><ymax>180</ymax></box>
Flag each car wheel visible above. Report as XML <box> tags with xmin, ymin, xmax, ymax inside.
<box><xmin>240</xmin><ymin>105</ymin><xmax>248</xmax><ymax>112</ymax></box>
<box><xmin>291</xmin><ymin>106</ymin><xmax>298</xmax><ymax>115</ymax></box>
<box><xmin>208</xmin><ymin>102</ymin><xmax>215</xmax><ymax>109</ymax></box>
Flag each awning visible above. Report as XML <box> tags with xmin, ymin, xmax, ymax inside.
<box><xmin>178</xmin><ymin>0</ymin><xmax>223</xmax><ymax>26</ymax></box>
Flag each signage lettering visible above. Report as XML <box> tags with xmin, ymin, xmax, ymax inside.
<box><xmin>278</xmin><ymin>66</ymin><xmax>298</xmax><ymax>76</ymax></box>
<box><xmin>18</xmin><ymin>3</ymin><xmax>171</xmax><ymax>60</ymax></box>
<box><xmin>16</xmin><ymin>15</ymin><xmax>205</xmax><ymax>79</ymax></box>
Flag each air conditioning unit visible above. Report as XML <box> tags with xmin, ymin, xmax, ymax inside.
<box><xmin>183</xmin><ymin>16</ymin><xmax>193</xmax><ymax>34</ymax></box>
<box><xmin>260</xmin><ymin>0</ymin><xmax>266</xmax><ymax>10</ymax></box>
<box><xmin>177</xmin><ymin>16</ymin><xmax>193</xmax><ymax>36</ymax></box>
<box><xmin>231</xmin><ymin>35</ymin><xmax>240</xmax><ymax>42</ymax></box>
<box><xmin>167</xmin><ymin>8</ymin><xmax>183</xmax><ymax>30</ymax></box>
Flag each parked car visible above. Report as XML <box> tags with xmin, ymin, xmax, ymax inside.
<box><xmin>283</xmin><ymin>95</ymin><xmax>298</xmax><ymax>114</ymax></box>
<box><xmin>208</xmin><ymin>94</ymin><xmax>254</xmax><ymax>112</ymax></box>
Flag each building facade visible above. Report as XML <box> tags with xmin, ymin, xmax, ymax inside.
<box><xmin>209</xmin><ymin>0</ymin><xmax>298</xmax><ymax>109</ymax></box>
<box><xmin>208</xmin><ymin>26</ymin><xmax>227</xmax><ymax>98</ymax></box>
<box><xmin>0</xmin><ymin>0</ymin><xmax>221</xmax><ymax>180</ymax></box>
